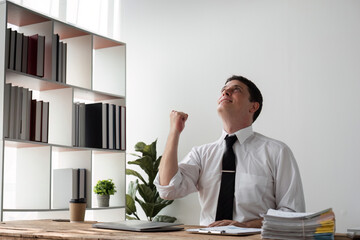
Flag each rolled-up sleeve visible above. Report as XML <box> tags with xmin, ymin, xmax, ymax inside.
<box><xmin>154</xmin><ymin>148</ymin><xmax>202</xmax><ymax>200</ymax></box>
<box><xmin>275</xmin><ymin>145</ymin><xmax>306</xmax><ymax>212</ymax></box>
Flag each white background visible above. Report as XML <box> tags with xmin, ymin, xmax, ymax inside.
<box><xmin>10</xmin><ymin>0</ymin><xmax>360</xmax><ymax>233</ymax></box>
<box><xmin>122</xmin><ymin>0</ymin><xmax>360</xmax><ymax>233</ymax></box>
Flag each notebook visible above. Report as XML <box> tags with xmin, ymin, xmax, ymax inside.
<box><xmin>187</xmin><ymin>225</ymin><xmax>261</xmax><ymax>236</ymax></box>
<box><xmin>92</xmin><ymin>220</ymin><xmax>183</xmax><ymax>232</ymax></box>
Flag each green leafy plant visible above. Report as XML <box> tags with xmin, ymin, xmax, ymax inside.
<box><xmin>93</xmin><ymin>179</ymin><xmax>117</xmax><ymax>195</ymax></box>
<box><xmin>126</xmin><ymin>140</ymin><xmax>176</xmax><ymax>223</ymax></box>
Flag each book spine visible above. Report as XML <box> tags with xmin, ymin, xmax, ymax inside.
<box><xmin>51</xmin><ymin>34</ymin><xmax>59</xmax><ymax>82</ymax></box>
<box><xmin>5</xmin><ymin>28</ymin><xmax>11</xmax><ymax>69</ymax></box>
<box><xmin>30</xmin><ymin>99</ymin><xmax>37</xmax><ymax>141</ymax></box>
<box><xmin>22</xmin><ymin>35</ymin><xmax>29</xmax><ymax>73</ymax></box>
<box><xmin>35</xmin><ymin>100</ymin><xmax>43</xmax><ymax>142</ymax></box>
<box><xmin>15</xmin><ymin>32</ymin><xmax>23</xmax><ymax>72</ymax></box>
<box><xmin>20</xmin><ymin>88</ymin><xmax>28</xmax><ymax>140</ymax></box>
<box><xmin>4</xmin><ymin>84</ymin><xmax>11</xmax><ymax>138</ymax></box>
<box><xmin>27</xmin><ymin>34</ymin><xmax>38</xmax><ymax>76</ymax></box>
<box><xmin>36</xmin><ymin>35</ymin><xmax>45</xmax><ymax>77</ymax></box>
<box><xmin>9</xmin><ymin>30</ymin><xmax>17</xmax><ymax>70</ymax></box>
<box><xmin>41</xmin><ymin>102</ymin><xmax>49</xmax><ymax>143</ymax></box>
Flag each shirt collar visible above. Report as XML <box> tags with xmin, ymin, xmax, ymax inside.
<box><xmin>219</xmin><ymin>125</ymin><xmax>254</xmax><ymax>145</ymax></box>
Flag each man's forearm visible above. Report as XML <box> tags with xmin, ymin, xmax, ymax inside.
<box><xmin>208</xmin><ymin>218</ymin><xmax>263</xmax><ymax>228</ymax></box>
<box><xmin>159</xmin><ymin>131</ymin><xmax>180</xmax><ymax>185</ymax></box>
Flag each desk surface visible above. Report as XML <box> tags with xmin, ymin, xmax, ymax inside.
<box><xmin>0</xmin><ymin>220</ymin><xmax>351</xmax><ymax>240</ymax></box>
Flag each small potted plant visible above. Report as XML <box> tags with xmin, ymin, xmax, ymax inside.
<box><xmin>93</xmin><ymin>179</ymin><xmax>117</xmax><ymax>207</ymax></box>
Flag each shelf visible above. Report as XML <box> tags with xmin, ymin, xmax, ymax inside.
<box><xmin>1</xmin><ymin>0</ymin><xmax>126</xmax><ymax>222</ymax></box>
<box><xmin>6</xmin><ymin>69</ymin><xmax>69</xmax><ymax>91</ymax></box>
<box><xmin>7</xmin><ymin>2</ymin><xmax>49</xmax><ymax>27</ymax></box>
<box><xmin>93</xmin><ymin>35</ymin><xmax>124</xmax><ymax>50</ymax></box>
<box><xmin>54</xmin><ymin>21</ymin><xmax>89</xmax><ymax>40</ymax></box>
<box><xmin>2</xmin><ymin>206</ymin><xmax>125</xmax><ymax>212</ymax></box>
<box><xmin>4</xmin><ymin>139</ymin><xmax>126</xmax><ymax>153</ymax></box>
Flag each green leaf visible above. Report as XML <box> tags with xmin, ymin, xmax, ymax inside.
<box><xmin>138</xmin><ymin>184</ymin><xmax>156</xmax><ymax>203</ymax></box>
<box><xmin>134</xmin><ymin>142</ymin><xmax>146</xmax><ymax>152</ymax></box>
<box><xmin>127</xmin><ymin>180</ymin><xmax>138</xmax><ymax>199</ymax></box>
<box><xmin>93</xmin><ymin>179</ymin><xmax>116</xmax><ymax>195</ymax></box>
<box><xmin>153</xmin><ymin>215</ymin><xmax>177</xmax><ymax>223</ymax></box>
<box><xmin>135</xmin><ymin>198</ymin><xmax>153</xmax><ymax>218</ymax></box>
<box><xmin>128</xmin><ymin>139</ymin><xmax>175</xmax><ymax>221</ymax></box>
<box><xmin>152</xmin><ymin>202</ymin><xmax>172</xmax><ymax>217</ymax></box>
<box><xmin>128</xmin><ymin>156</ymin><xmax>154</xmax><ymax>179</ymax></box>
<box><xmin>154</xmin><ymin>156</ymin><xmax>162</xmax><ymax>171</ymax></box>
<box><xmin>128</xmin><ymin>153</ymin><xmax>142</xmax><ymax>158</ymax></box>
<box><xmin>125</xmin><ymin>194</ymin><xmax>136</xmax><ymax>214</ymax></box>
<box><xmin>126</xmin><ymin>215</ymin><xmax>138</xmax><ymax>220</ymax></box>
<box><xmin>126</xmin><ymin>169</ymin><xmax>147</xmax><ymax>185</ymax></box>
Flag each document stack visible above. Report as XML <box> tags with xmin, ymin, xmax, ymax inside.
<box><xmin>262</xmin><ymin>208</ymin><xmax>335</xmax><ymax>240</ymax></box>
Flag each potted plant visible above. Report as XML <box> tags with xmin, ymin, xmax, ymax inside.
<box><xmin>93</xmin><ymin>179</ymin><xmax>117</xmax><ymax>207</ymax></box>
<box><xmin>126</xmin><ymin>140</ymin><xmax>176</xmax><ymax>223</ymax></box>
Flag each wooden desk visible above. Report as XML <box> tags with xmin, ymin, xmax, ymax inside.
<box><xmin>0</xmin><ymin>220</ymin><xmax>351</xmax><ymax>240</ymax></box>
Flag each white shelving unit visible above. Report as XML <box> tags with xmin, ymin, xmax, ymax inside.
<box><xmin>0</xmin><ymin>1</ymin><xmax>126</xmax><ymax>221</ymax></box>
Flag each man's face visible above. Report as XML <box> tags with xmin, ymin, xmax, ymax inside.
<box><xmin>217</xmin><ymin>80</ymin><xmax>254</xmax><ymax>121</ymax></box>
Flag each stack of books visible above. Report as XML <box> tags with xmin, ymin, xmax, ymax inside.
<box><xmin>6</xmin><ymin>28</ymin><xmax>45</xmax><ymax>77</ymax></box>
<box><xmin>262</xmin><ymin>208</ymin><xmax>335</xmax><ymax>240</ymax></box>
<box><xmin>4</xmin><ymin>83</ymin><xmax>49</xmax><ymax>143</ymax></box>
<box><xmin>73</xmin><ymin>102</ymin><xmax>126</xmax><ymax>150</ymax></box>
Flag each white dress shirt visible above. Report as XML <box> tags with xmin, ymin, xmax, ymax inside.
<box><xmin>154</xmin><ymin>126</ymin><xmax>305</xmax><ymax>226</ymax></box>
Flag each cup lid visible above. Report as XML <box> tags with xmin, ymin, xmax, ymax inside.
<box><xmin>70</xmin><ymin>198</ymin><xmax>86</xmax><ymax>203</ymax></box>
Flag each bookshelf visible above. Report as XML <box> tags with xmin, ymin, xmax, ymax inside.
<box><xmin>0</xmin><ymin>1</ymin><xmax>126</xmax><ymax>221</ymax></box>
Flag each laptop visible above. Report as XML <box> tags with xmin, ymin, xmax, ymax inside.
<box><xmin>92</xmin><ymin>220</ymin><xmax>183</xmax><ymax>232</ymax></box>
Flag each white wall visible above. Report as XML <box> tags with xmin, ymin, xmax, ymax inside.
<box><xmin>122</xmin><ymin>0</ymin><xmax>360</xmax><ymax>233</ymax></box>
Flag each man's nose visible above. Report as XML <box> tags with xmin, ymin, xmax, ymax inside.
<box><xmin>223</xmin><ymin>88</ymin><xmax>231</xmax><ymax>96</ymax></box>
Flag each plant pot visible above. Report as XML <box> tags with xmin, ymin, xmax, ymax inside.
<box><xmin>97</xmin><ymin>195</ymin><xmax>110</xmax><ymax>207</ymax></box>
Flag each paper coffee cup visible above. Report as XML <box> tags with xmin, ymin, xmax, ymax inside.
<box><xmin>69</xmin><ymin>199</ymin><xmax>86</xmax><ymax>223</ymax></box>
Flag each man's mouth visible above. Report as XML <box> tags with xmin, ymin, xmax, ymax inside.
<box><xmin>219</xmin><ymin>98</ymin><xmax>232</xmax><ymax>104</ymax></box>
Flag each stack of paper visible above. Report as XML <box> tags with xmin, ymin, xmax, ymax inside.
<box><xmin>262</xmin><ymin>208</ymin><xmax>335</xmax><ymax>240</ymax></box>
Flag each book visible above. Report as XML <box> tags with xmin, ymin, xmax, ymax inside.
<box><xmin>187</xmin><ymin>226</ymin><xmax>261</xmax><ymax>236</ymax></box>
<box><xmin>15</xmin><ymin>32</ymin><xmax>23</xmax><ymax>72</ymax></box>
<box><xmin>9</xmin><ymin>86</ymin><xmax>18</xmax><ymax>139</ymax></box>
<box><xmin>78</xmin><ymin>103</ymin><xmax>86</xmax><ymax>147</ymax></box>
<box><xmin>62</xmin><ymin>42</ymin><xmax>67</xmax><ymax>83</ymax></box>
<box><xmin>35</xmin><ymin>100</ymin><xmax>43</xmax><ymax>142</ymax></box>
<box><xmin>57</xmin><ymin>42</ymin><xmax>63</xmax><ymax>83</ymax></box>
<box><xmin>26</xmin><ymin>90</ymin><xmax>32</xmax><ymax>140</ymax></box>
<box><xmin>27</xmin><ymin>34</ymin><xmax>38</xmax><ymax>76</ymax></box>
<box><xmin>4</xmin><ymin>83</ymin><xmax>11</xmax><ymax>138</ymax></box>
<box><xmin>261</xmin><ymin>208</ymin><xmax>335</xmax><ymax>240</ymax></box>
<box><xmin>5</xmin><ymin>28</ymin><xmax>11</xmax><ymax>69</ymax></box>
<box><xmin>85</xmin><ymin>103</ymin><xmax>105</xmax><ymax>148</ymax></box>
<box><xmin>120</xmin><ymin>106</ymin><xmax>126</xmax><ymax>150</ymax></box>
<box><xmin>102</xmin><ymin>103</ymin><xmax>108</xmax><ymax>149</ymax></box>
<box><xmin>52</xmin><ymin>168</ymin><xmax>79</xmax><ymax>209</ymax></box>
<box><xmin>15</xmin><ymin>86</ymin><xmax>23</xmax><ymax>139</ymax></box>
<box><xmin>41</xmin><ymin>102</ymin><xmax>49</xmax><ymax>143</ymax></box>
<box><xmin>51</xmin><ymin>34</ymin><xmax>59</xmax><ymax>82</ymax></box>
<box><xmin>36</xmin><ymin>35</ymin><xmax>45</xmax><ymax>77</ymax></box>
<box><xmin>108</xmin><ymin>104</ymin><xmax>114</xmax><ymax>149</ymax></box>
<box><xmin>22</xmin><ymin>35</ymin><xmax>29</xmax><ymax>73</ymax></box>
<box><xmin>93</xmin><ymin>220</ymin><xmax>183</xmax><ymax>232</ymax></box>
<box><xmin>78</xmin><ymin>168</ymin><xmax>86</xmax><ymax>200</ymax></box>
<box><xmin>72</xmin><ymin>102</ymin><xmax>78</xmax><ymax>146</ymax></box>
<box><xmin>9</xmin><ymin>29</ymin><xmax>17</xmax><ymax>70</ymax></box>
<box><xmin>30</xmin><ymin>99</ymin><xmax>37</xmax><ymax>141</ymax></box>
<box><xmin>115</xmin><ymin>105</ymin><xmax>120</xmax><ymax>150</ymax></box>
<box><xmin>20</xmin><ymin>88</ymin><xmax>28</xmax><ymax>140</ymax></box>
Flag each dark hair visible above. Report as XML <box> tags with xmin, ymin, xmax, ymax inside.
<box><xmin>225</xmin><ymin>75</ymin><xmax>263</xmax><ymax>122</ymax></box>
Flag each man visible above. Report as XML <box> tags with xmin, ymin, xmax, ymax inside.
<box><xmin>154</xmin><ymin>75</ymin><xmax>305</xmax><ymax>228</ymax></box>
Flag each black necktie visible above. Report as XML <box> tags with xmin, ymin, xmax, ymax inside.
<box><xmin>215</xmin><ymin>134</ymin><xmax>238</xmax><ymax>221</ymax></box>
